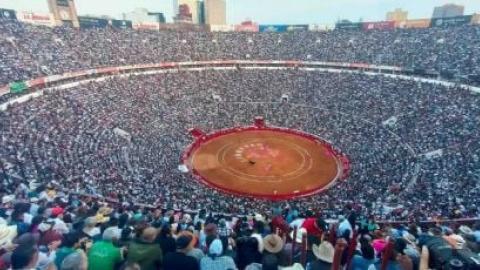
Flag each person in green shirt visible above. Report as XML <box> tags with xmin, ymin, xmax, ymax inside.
<box><xmin>54</xmin><ymin>232</ymin><xmax>82</xmax><ymax>269</ymax></box>
<box><xmin>127</xmin><ymin>226</ymin><xmax>163</xmax><ymax>270</ymax></box>
<box><xmin>88</xmin><ymin>227</ymin><xmax>123</xmax><ymax>270</ymax></box>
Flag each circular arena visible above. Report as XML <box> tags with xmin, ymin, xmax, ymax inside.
<box><xmin>183</xmin><ymin>120</ymin><xmax>348</xmax><ymax>200</ymax></box>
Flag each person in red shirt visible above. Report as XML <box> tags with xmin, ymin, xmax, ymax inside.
<box><xmin>302</xmin><ymin>217</ymin><xmax>328</xmax><ymax>238</ymax></box>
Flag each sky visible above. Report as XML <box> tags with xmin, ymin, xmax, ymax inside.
<box><xmin>1</xmin><ymin>0</ymin><xmax>479</xmax><ymax>25</ymax></box>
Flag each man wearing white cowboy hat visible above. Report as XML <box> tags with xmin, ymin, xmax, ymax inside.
<box><xmin>307</xmin><ymin>241</ymin><xmax>334</xmax><ymax>270</ymax></box>
<box><xmin>263</xmin><ymin>234</ymin><xmax>291</xmax><ymax>267</ymax></box>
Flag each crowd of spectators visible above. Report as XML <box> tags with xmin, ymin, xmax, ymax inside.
<box><xmin>1</xmin><ymin>18</ymin><xmax>480</xmax><ymax>87</ymax></box>
<box><xmin>1</xmin><ymin>16</ymin><xmax>480</xmax><ymax>270</ymax></box>
<box><xmin>1</xmin><ymin>70</ymin><xmax>479</xmax><ymax>221</ymax></box>
<box><xmin>0</xmin><ymin>184</ymin><xmax>480</xmax><ymax>270</ymax></box>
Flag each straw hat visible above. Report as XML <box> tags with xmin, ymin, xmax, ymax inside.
<box><xmin>263</xmin><ymin>234</ymin><xmax>284</xmax><ymax>254</ymax></box>
<box><xmin>290</xmin><ymin>228</ymin><xmax>307</xmax><ymax>244</ymax></box>
<box><xmin>95</xmin><ymin>213</ymin><xmax>110</xmax><ymax>224</ymax></box>
<box><xmin>312</xmin><ymin>241</ymin><xmax>335</xmax><ymax>263</ymax></box>
<box><xmin>97</xmin><ymin>207</ymin><xmax>113</xmax><ymax>216</ymax></box>
<box><xmin>0</xmin><ymin>224</ymin><xmax>17</xmax><ymax>246</ymax></box>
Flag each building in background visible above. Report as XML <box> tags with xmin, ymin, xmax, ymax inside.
<box><xmin>172</xmin><ymin>0</ymin><xmax>179</xmax><ymax>16</ymax></box>
<box><xmin>473</xmin><ymin>13</ymin><xmax>480</xmax><ymax>25</ymax></box>
<box><xmin>205</xmin><ymin>0</ymin><xmax>226</xmax><ymax>25</ymax></box>
<box><xmin>147</xmin><ymin>12</ymin><xmax>166</xmax><ymax>24</ymax></box>
<box><xmin>386</xmin><ymin>8</ymin><xmax>408</xmax><ymax>22</ymax></box>
<box><xmin>122</xmin><ymin>8</ymin><xmax>157</xmax><ymax>24</ymax></box>
<box><xmin>432</xmin><ymin>4</ymin><xmax>464</xmax><ymax>18</ymax></box>
<box><xmin>197</xmin><ymin>1</ymin><xmax>205</xmax><ymax>24</ymax></box>
<box><xmin>177</xmin><ymin>0</ymin><xmax>202</xmax><ymax>24</ymax></box>
<box><xmin>174</xmin><ymin>4</ymin><xmax>193</xmax><ymax>23</ymax></box>
<box><xmin>47</xmin><ymin>0</ymin><xmax>79</xmax><ymax>27</ymax></box>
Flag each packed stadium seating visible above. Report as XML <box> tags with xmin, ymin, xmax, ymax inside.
<box><xmin>1</xmin><ymin>18</ymin><xmax>480</xmax><ymax>86</ymax></box>
<box><xmin>1</xmin><ymin>18</ymin><xmax>480</xmax><ymax>270</ymax></box>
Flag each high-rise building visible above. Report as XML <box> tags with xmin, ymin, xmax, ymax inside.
<box><xmin>197</xmin><ymin>1</ymin><xmax>205</xmax><ymax>24</ymax></box>
<box><xmin>172</xmin><ymin>0</ymin><xmax>179</xmax><ymax>16</ymax></box>
<box><xmin>47</xmin><ymin>0</ymin><xmax>79</xmax><ymax>27</ymax></box>
<box><xmin>205</xmin><ymin>0</ymin><xmax>226</xmax><ymax>25</ymax></box>
<box><xmin>177</xmin><ymin>0</ymin><xmax>201</xmax><ymax>24</ymax></box>
<box><xmin>432</xmin><ymin>4</ymin><xmax>464</xmax><ymax>18</ymax></box>
<box><xmin>386</xmin><ymin>8</ymin><xmax>408</xmax><ymax>22</ymax></box>
<box><xmin>174</xmin><ymin>4</ymin><xmax>193</xmax><ymax>23</ymax></box>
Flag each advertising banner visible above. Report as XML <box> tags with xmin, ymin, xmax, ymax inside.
<box><xmin>133</xmin><ymin>22</ymin><xmax>159</xmax><ymax>31</ymax></box>
<box><xmin>430</xmin><ymin>15</ymin><xmax>472</xmax><ymax>27</ymax></box>
<box><xmin>158</xmin><ymin>23</ymin><xmax>207</xmax><ymax>31</ymax></box>
<box><xmin>209</xmin><ymin>24</ymin><xmax>235</xmax><ymax>32</ymax></box>
<box><xmin>79</xmin><ymin>16</ymin><xmax>109</xmax><ymax>28</ymax></box>
<box><xmin>17</xmin><ymin>12</ymin><xmax>54</xmax><ymax>27</ymax></box>
<box><xmin>363</xmin><ymin>21</ymin><xmax>395</xmax><ymax>30</ymax></box>
<box><xmin>287</xmin><ymin>25</ymin><xmax>308</xmax><ymax>31</ymax></box>
<box><xmin>335</xmin><ymin>22</ymin><xmax>362</xmax><ymax>30</ymax></box>
<box><xmin>26</xmin><ymin>77</ymin><xmax>46</xmax><ymax>88</ymax></box>
<box><xmin>111</xmin><ymin>19</ymin><xmax>132</xmax><ymax>29</ymax></box>
<box><xmin>395</xmin><ymin>19</ymin><xmax>431</xmax><ymax>29</ymax></box>
<box><xmin>259</xmin><ymin>25</ymin><xmax>309</xmax><ymax>32</ymax></box>
<box><xmin>0</xmin><ymin>9</ymin><xmax>17</xmax><ymax>20</ymax></box>
<box><xmin>234</xmin><ymin>24</ymin><xmax>259</xmax><ymax>32</ymax></box>
<box><xmin>308</xmin><ymin>24</ymin><xmax>331</xmax><ymax>31</ymax></box>
<box><xmin>95</xmin><ymin>67</ymin><xmax>119</xmax><ymax>74</ymax></box>
<box><xmin>9</xmin><ymin>81</ymin><xmax>28</xmax><ymax>94</ymax></box>
<box><xmin>350</xmin><ymin>63</ymin><xmax>371</xmax><ymax>69</ymax></box>
<box><xmin>259</xmin><ymin>25</ymin><xmax>287</xmax><ymax>32</ymax></box>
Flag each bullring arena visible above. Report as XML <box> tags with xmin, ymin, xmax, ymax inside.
<box><xmin>183</xmin><ymin>118</ymin><xmax>349</xmax><ymax>200</ymax></box>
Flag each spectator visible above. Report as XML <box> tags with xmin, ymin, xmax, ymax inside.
<box><xmin>127</xmin><ymin>227</ymin><xmax>162</xmax><ymax>270</ymax></box>
<box><xmin>200</xmin><ymin>238</ymin><xmax>237</xmax><ymax>270</ymax></box>
<box><xmin>351</xmin><ymin>238</ymin><xmax>377</xmax><ymax>270</ymax></box>
<box><xmin>61</xmin><ymin>250</ymin><xmax>88</xmax><ymax>270</ymax></box>
<box><xmin>87</xmin><ymin>227</ymin><xmax>123</xmax><ymax>270</ymax></box>
<box><xmin>54</xmin><ymin>232</ymin><xmax>82</xmax><ymax>269</ymax></box>
<box><xmin>10</xmin><ymin>246</ymin><xmax>39</xmax><ymax>270</ymax></box>
<box><xmin>307</xmin><ymin>241</ymin><xmax>334</xmax><ymax>270</ymax></box>
<box><xmin>164</xmin><ymin>234</ymin><xmax>200</xmax><ymax>270</ymax></box>
<box><xmin>157</xmin><ymin>224</ymin><xmax>176</xmax><ymax>256</ymax></box>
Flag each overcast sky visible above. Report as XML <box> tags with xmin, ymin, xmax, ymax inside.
<box><xmin>1</xmin><ymin>0</ymin><xmax>479</xmax><ymax>25</ymax></box>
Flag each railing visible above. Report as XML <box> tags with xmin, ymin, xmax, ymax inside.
<box><xmin>2</xmin><ymin>60</ymin><xmax>479</xmax><ymax>99</ymax></box>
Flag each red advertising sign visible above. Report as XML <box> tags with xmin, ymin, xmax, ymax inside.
<box><xmin>235</xmin><ymin>24</ymin><xmax>259</xmax><ymax>32</ymax></box>
<box><xmin>362</xmin><ymin>21</ymin><xmax>395</xmax><ymax>31</ymax></box>
<box><xmin>234</xmin><ymin>21</ymin><xmax>259</xmax><ymax>32</ymax></box>
<box><xmin>26</xmin><ymin>77</ymin><xmax>46</xmax><ymax>88</ymax></box>
<box><xmin>18</xmin><ymin>11</ymin><xmax>53</xmax><ymax>26</ymax></box>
